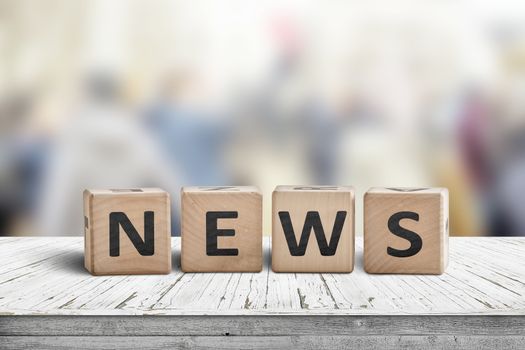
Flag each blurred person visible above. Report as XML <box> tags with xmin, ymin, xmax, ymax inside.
<box><xmin>144</xmin><ymin>72</ymin><xmax>232</xmax><ymax>187</ymax></box>
<box><xmin>0</xmin><ymin>93</ymin><xmax>41</xmax><ymax>235</ymax></box>
<box><xmin>455</xmin><ymin>87</ymin><xmax>495</xmax><ymax>236</ymax></box>
<box><xmin>456</xmin><ymin>83</ymin><xmax>525</xmax><ymax>236</ymax></box>
<box><xmin>36</xmin><ymin>71</ymin><xmax>181</xmax><ymax>236</ymax></box>
<box><xmin>489</xmin><ymin>48</ymin><xmax>525</xmax><ymax>236</ymax></box>
<box><xmin>299</xmin><ymin>97</ymin><xmax>343</xmax><ymax>185</ymax></box>
<box><xmin>458</xmin><ymin>88</ymin><xmax>493</xmax><ymax>191</ymax></box>
<box><xmin>233</xmin><ymin>12</ymin><xmax>344</xmax><ymax>187</ymax></box>
<box><xmin>419</xmin><ymin>88</ymin><xmax>488</xmax><ymax>237</ymax></box>
<box><xmin>490</xmin><ymin>128</ymin><xmax>525</xmax><ymax>236</ymax></box>
<box><xmin>0</xmin><ymin>91</ymin><xmax>57</xmax><ymax>237</ymax></box>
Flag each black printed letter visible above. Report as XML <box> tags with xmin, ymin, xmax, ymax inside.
<box><xmin>387</xmin><ymin>211</ymin><xmax>422</xmax><ymax>258</ymax></box>
<box><xmin>109</xmin><ymin>212</ymin><xmax>155</xmax><ymax>257</ymax></box>
<box><xmin>206</xmin><ymin>211</ymin><xmax>239</xmax><ymax>256</ymax></box>
<box><xmin>278</xmin><ymin>211</ymin><xmax>347</xmax><ymax>256</ymax></box>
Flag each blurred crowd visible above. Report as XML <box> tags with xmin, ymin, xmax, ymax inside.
<box><xmin>1</xmin><ymin>0</ymin><xmax>525</xmax><ymax>236</ymax></box>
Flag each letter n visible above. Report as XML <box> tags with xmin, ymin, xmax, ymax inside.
<box><xmin>109</xmin><ymin>212</ymin><xmax>155</xmax><ymax>256</ymax></box>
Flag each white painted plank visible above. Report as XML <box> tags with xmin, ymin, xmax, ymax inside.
<box><xmin>0</xmin><ymin>237</ymin><xmax>524</xmax><ymax>316</ymax></box>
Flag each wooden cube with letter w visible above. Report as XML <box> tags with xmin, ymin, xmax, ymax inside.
<box><xmin>272</xmin><ymin>186</ymin><xmax>355</xmax><ymax>272</ymax></box>
<box><xmin>83</xmin><ymin>188</ymin><xmax>171</xmax><ymax>275</ymax></box>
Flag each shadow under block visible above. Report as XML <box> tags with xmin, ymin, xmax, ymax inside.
<box><xmin>83</xmin><ymin>188</ymin><xmax>171</xmax><ymax>275</ymax></box>
<box><xmin>272</xmin><ymin>186</ymin><xmax>355</xmax><ymax>273</ymax></box>
<box><xmin>364</xmin><ymin>187</ymin><xmax>449</xmax><ymax>274</ymax></box>
<box><xmin>181</xmin><ymin>186</ymin><xmax>263</xmax><ymax>272</ymax></box>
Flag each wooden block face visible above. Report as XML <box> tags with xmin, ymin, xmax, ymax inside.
<box><xmin>83</xmin><ymin>188</ymin><xmax>171</xmax><ymax>275</ymax></box>
<box><xmin>181</xmin><ymin>186</ymin><xmax>262</xmax><ymax>272</ymax></box>
<box><xmin>272</xmin><ymin>186</ymin><xmax>355</xmax><ymax>272</ymax></box>
<box><xmin>364</xmin><ymin>187</ymin><xmax>449</xmax><ymax>274</ymax></box>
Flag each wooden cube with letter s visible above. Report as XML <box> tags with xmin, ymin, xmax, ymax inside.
<box><xmin>364</xmin><ymin>187</ymin><xmax>449</xmax><ymax>274</ymax></box>
<box><xmin>272</xmin><ymin>186</ymin><xmax>355</xmax><ymax>272</ymax></box>
<box><xmin>181</xmin><ymin>186</ymin><xmax>263</xmax><ymax>272</ymax></box>
<box><xmin>83</xmin><ymin>188</ymin><xmax>171</xmax><ymax>275</ymax></box>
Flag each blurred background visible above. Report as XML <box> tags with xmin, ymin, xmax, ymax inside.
<box><xmin>1</xmin><ymin>0</ymin><xmax>525</xmax><ymax>237</ymax></box>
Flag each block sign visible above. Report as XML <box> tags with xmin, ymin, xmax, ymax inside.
<box><xmin>272</xmin><ymin>186</ymin><xmax>355</xmax><ymax>273</ymax></box>
<box><xmin>83</xmin><ymin>188</ymin><xmax>171</xmax><ymax>275</ymax></box>
<box><xmin>181</xmin><ymin>186</ymin><xmax>262</xmax><ymax>272</ymax></box>
<box><xmin>82</xmin><ymin>186</ymin><xmax>449</xmax><ymax>275</ymax></box>
<box><xmin>364</xmin><ymin>187</ymin><xmax>449</xmax><ymax>274</ymax></box>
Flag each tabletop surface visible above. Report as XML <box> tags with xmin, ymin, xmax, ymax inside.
<box><xmin>0</xmin><ymin>236</ymin><xmax>524</xmax><ymax>316</ymax></box>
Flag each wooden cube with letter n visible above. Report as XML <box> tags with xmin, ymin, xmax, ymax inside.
<box><xmin>364</xmin><ymin>187</ymin><xmax>449</xmax><ymax>274</ymax></box>
<box><xmin>181</xmin><ymin>186</ymin><xmax>262</xmax><ymax>272</ymax></box>
<box><xmin>272</xmin><ymin>186</ymin><xmax>355</xmax><ymax>272</ymax></box>
<box><xmin>83</xmin><ymin>188</ymin><xmax>171</xmax><ymax>275</ymax></box>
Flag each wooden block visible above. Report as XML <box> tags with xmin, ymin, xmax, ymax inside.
<box><xmin>83</xmin><ymin>188</ymin><xmax>171</xmax><ymax>275</ymax></box>
<box><xmin>181</xmin><ymin>186</ymin><xmax>262</xmax><ymax>272</ymax></box>
<box><xmin>272</xmin><ymin>186</ymin><xmax>355</xmax><ymax>272</ymax></box>
<box><xmin>364</xmin><ymin>187</ymin><xmax>449</xmax><ymax>274</ymax></box>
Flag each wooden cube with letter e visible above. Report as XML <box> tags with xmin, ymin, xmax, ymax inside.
<box><xmin>83</xmin><ymin>188</ymin><xmax>171</xmax><ymax>275</ymax></box>
<box><xmin>272</xmin><ymin>186</ymin><xmax>355</xmax><ymax>272</ymax></box>
<box><xmin>364</xmin><ymin>187</ymin><xmax>449</xmax><ymax>274</ymax></box>
<box><xmin>181</xmin><ymin>186</ymin><xmax>262</xmax><ymax>272</ymax></box>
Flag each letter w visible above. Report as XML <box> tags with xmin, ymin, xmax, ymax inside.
<box><xmin>278</xmin><ymin>211</ymin><xmax>347</xmax><ymax>256</ymax></box>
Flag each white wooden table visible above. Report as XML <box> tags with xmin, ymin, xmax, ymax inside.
<box><xmin>1</xmin><ymin>237</ymin><xmax>524</xmax><ymax>349</ymax></box>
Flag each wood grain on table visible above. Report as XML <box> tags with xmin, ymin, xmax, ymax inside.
<box><xmin>1</xmin><ymin>237</ymin><xmax>524</xmax><ymax>349</ymax></box>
